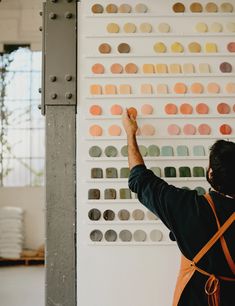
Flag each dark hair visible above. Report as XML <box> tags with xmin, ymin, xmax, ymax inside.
<box><xmin>208</xmin><ymin>140</ymin><xmax>235</xmax><ymax>196</ymax></box>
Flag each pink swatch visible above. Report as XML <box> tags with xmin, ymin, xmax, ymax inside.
<box><xmin>198</xmin><ymin>124</ymin><xmax>211</xmax><ymax>135</ymax></box>
<box><xmin>110</xmin><ymin>104</ymin><xmax>123</xmax><ymax>115</ymax></box>
<box><xmin>141</xmin><ymin>104</ymin><xmax>154</xmax><ymax>115</ymax></box>
<box><xmin>168</xmin><ymin>124</ymin><xmax>181</xmax><ymax>135</ymax></box>
<box><xmin>108</xmin><ymin>125</ymin><xmax>122</xmax><ymax>136</ymax></box>
<box><xmin>183</xmin><ymin>124</ymin><xmax>196</xmax><ymax>135</ymax></box>
<box><xmin>89</xmin><ymin>125</ymin><xmax>103</xmax><ymax>136</ymax></box>
<box><xmin>141</xmin><ymin>124</ymin><xmax>155</xmax><ymax>136</ymax></box>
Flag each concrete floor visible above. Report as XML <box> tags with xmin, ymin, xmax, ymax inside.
<box><xmin>0</xmin><ymin>266</ymin><xmax>45</xmax><ymax>306</ymax></box>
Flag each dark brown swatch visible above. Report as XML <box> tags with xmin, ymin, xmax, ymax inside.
<box><xmin>220</xmin><ymin>62</ymin><xmax>232</xmax><ymax>73</ymax></box>
<box><xmin>190</xmin><ymin>2</ymin><xmax>203</xmax><ymax>12</ymax></box>
<box><xmin>118</xmin><ymin>43</ymin><xmax>131</xmax><ymax>53</ymax></box>
<box><xmin>99</xmin><ymin>43</ymin><xmax>111</xmax><ymax>54</ymax></box>
<box><xmin>172</xmin><ymin>2</ymin><xmax>185</xmax><ymax>12</ymax></box>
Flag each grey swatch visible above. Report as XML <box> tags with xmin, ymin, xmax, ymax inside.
<box><xmin>147</xmin><ymin>145</ymin><xmax>160</xmax><ymax>156</ymax></box>
<box><xmin>177</xmin><ymin>145</ymin><xmax>189</xmax><ymax>156</ymax></box>
<box><xmin>133</xmin><ymin>230</ymin><xmax>147</xmax><ymax>242</ymax></box>
<box><xmin>161</xmin><ymin>146</ymin><xmax>174</xmax><ymax>156</ymax></box>
<box><xmin>105</xmin><ymin>146</ymin><xmax>118</xmax><ymax>157</ymax></box>
<box><xmin>106</xmin><ymin>167</ymin><xmax>118</xmax><ymax>178</ymax></box>
<box><xmin>91</xmin><ymin>168</ymin><xmax>103</xmax><ymax>178</ymax></box>
<box><xmin>118</xmin><ymin>209</ymin><xmax>130</xmax><ymax>220</ymax></box>
<box><xmin>88</xmin><ymin>209</ymin><xmax>101</xmax><ymax>221</ymax></box>
<box><xmin>119</xmin><ymin>230</ymin><xmax>132</xmax><ymax>242</ymax></box>
<box><xmin>104</xmin><ymin>188</ymin><xmax>116</xmax><ymax>199</ymax></box>
<box><xmin>90</xmin><ymin>230</ymin><xmax>103</xmax><ymax>242</ymax></box>
<box><xmin>89</xmin><ymin>146</ymin><xmax>102</xmax><ymax>157</ymax></box>
<box><xmin>105</xmin><ymin>230</ymin><xmax>117</xmax><ymax>242</ymax></box>
<box><xmin>88</xmin><ymin>189</ymin><xmax>100</xmax><ymax>200</ymax></box>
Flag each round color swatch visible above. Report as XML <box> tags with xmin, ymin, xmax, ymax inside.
<box><xmin>205</xmin><ymin>2</ymin><xmax>218</xmax><ymax>12</ymax></box>
<box><xmin>118</xmin><ymin>43</ymin><xmax>130</xmax><ymax>53</ymax></box>
<box><xmin>147</xmin><ymin>145</ymin><xmax>160</xmax><ymax>156</ymax></box>
<box><xmin>226</xmin><ymin>82</ymin><xmax>235</xmax><ymax>93</ymax></box>
<box><xmin>124</xmin><ymin>23</ymin><xmax>136</xmax><ymax>33</ymax></box>
<box><xmin>227</xmin><ymin>42</ymin><xmax>235</xmax><ymax>52</ymax></box>
<box><xmin>89</xmin><ymin>105</ymin><xmax>102</xmax><ymax>116</ymax></box>
<box><xmin>210</xmin><ymin>22</ymin><xmax>223</xmax><ymax>32</ymax></box>
<box><xmin>158</xmin><ymin>23</ymin><xmax>171</xmax><ymax>33</ymax></box>
<box><xmin>108</xmin><ymin>125</ymin><xmax>121</xmax><ymax>136</ymax></box>
<box><xmin>141</xmin><ymin>104</ymin><xmax>153</xmax><ymax>115</ymax></box>
<box><xmin>227</xmin><ymin>22</ymin><xmax>235</xmax><ymax>32</ymax></box>
<box><xmin>117</xmin><ymin>209</ymin><xmax>129</xmax><ymax>221</ymax></box>
<box><xmin>154</xmin><ymin>42</ymin><xmax>167</xmax><ymax>53</ymax></box>
<box><xmin>135</xmin><ymin>3</ymin><xmax>148</xmax><ymax>13</ymax></box>
<box><xmin>139</xmin><ymin>145</ymin><xmax>148</xmax><ymax>156</ymax></box>
<box><xmin>220</xmin><ymin>3</ymin><xmax>234</xmax><ymax>12</ymax></box>
<box><xmin>105</xmin><ymin>230</ymin><xmax>117</xmax><ymax>242</ymax></box>
<box><xmin>121</xmin><ymin>145</ymin><xmax>128</xmax><ymax>157</ymax></box>
<box><xmin>99</xmin><ymin>43</ymin><xmax>111</xmax><ymax>54</ymax></box>
<box><xmin>183</xmin><ymin>124</ymin><xmax>196</xmax><ymax>135</ymax></box>
<box><xmin>171</xmin><ymin>42</ymin><xmax>184</xmax><ymax>53</ymax></box>
<box><xmin>91</xmin><ymin>4</ymin><xmax>104</xmax><ymax>14</ymax></box>
<box><xmin>106</xmin><ymin>4</ymin><xmax>118</xmax><ymax>13</ymax></box>
<box><xmin>191</xmin><ymin>82</ymin><xmax>204</xmax><ymax>94</ymax></box>
<box><xmin>107</xmin><ymin>23</ymin><xmax>120</xmax><ymax>33</ymax></box>
<box><xmin>172</xmin><ymin>2</ymin><xmax>185</xmax><ymax>13</ymax></box>
<box><xmin>140</xmin><ymin>23</ymin><xmax>152</xmax><ymax>33</ymax></box>
<box><xmin>119</xmin><ymin>230</ymin><xmax>132</xmax><ymax>242</ymax></box>
<box><xmin>196</xmin><ymin>103</ymin><xmax>209</xmax><ymax>114</ymax></box>
<box><xmin>150</xmin><ymin>229</ymin><xmax>163</xmax><ymax>242</ymax></box>
<box><xmin>125</xmin><ymin>63</ymin><xmax>138</xmax><ymax>73</ymax></box>
<box><xmin>110</xmin><ymin>104</ymin><xmax>123</xmax><ymax>115</ymax></box>
<box><xmin>118</xmin><ymin>4</ymin><xmax>132</xmax><ymax>13</ymax></box>
<box><xmin>188</xmin><ymin>42</ymin><xmax>201</xmax><ymax>53</ymax></box>
<box><xmin>141</xmin><ymin>124</ymin><xmax>155</xmax><ymax>136</ymax></box>
<box><xmin>220</xmin><ymin>62</ymin><xmax>232</xmax><ymax>73</ymax></box>
<box><xmin>90</xmin><ymin>230</ymin><xmax>103</xmax><ymax>242</ymax></box>
<box><xmin>89</xmin><ymin>125</ymin><xmax>102</xmax><ymax>136</ymax></box>
<box><xmin>88</xmin><ymin>209</ymin><xmax>101</xmax><ymax>221</ymax></box>
<box><xmin>110</xmin><ymin>63</ymin><xmax>123</xmax><ymax>74</ymax></box>
<box><xmin>190</xmin><ymin>2</ymin><xmax>203</xmax><ymax>12</ymax></box>
<box><xmin>105</xmin><ymin>146</ymin><xmax>118</xmax><ymax>157</ymax></box>
<box><xmin>180</xmin><ymin>103</ymin><xmax>193</xmax><ymax>114</ymax></box>
<box><xmin>217</xmin><ymin>103</ymin><xmax>231</xmax><ymax>114</ymax></box>
<box><xmin>196</xmin><ymin>23</ymin><xmax>208</xmax><ymax>33</ymax></box>
<box><xmin>147</xmin><ymin>211</ymin><xmax>158</xmax><ymax>220</ymax></box>
<box><xmin>174</xmin><ymin>82</ymin><xmax>187</xmax><ymax>94</ymax></box>
<box><xmin>207</xmin><ymin>82</ymin><xmax>220</xmax><ymax>93</ymax></box>
<box><xmin>168</xmin><ymin>124</ymin><xmax>181</xmax><ymax>135</ymax></box>
<box><xmin>89</xmin><ymin>146</ymin><xmax>102</xmax><ymax>158</ymax></box>
<box><xmin>133</xmin><ymin>230</ymin><xmax>147</xmax><ymax>242</ymax></box>
<box><xmin>220</xmin><ymin>124</ymin><xmax>232</xmax><ymax>135</ymax></box>
<box><xmin>198</xmin><ymin>124</ymin><xmax>211</xmax><ymax>135</ymax></box>
<box><xmin>92</xmin><ymin>63</ymin><xmax>105</xmax><ymax>74</ymax></box>
<box><xmin>127</xmin><ymin>107</ymin><xmax>138</xmax><ymax>119</ymax></box>
<box><xmin>165</xmin><ymin>103</ymin><xmax>178</xmax><ymax>114</ymax></box>
<box><xmin>132</xmin><ymin>209</ymin><xmax>145</xmax><ymax>220</ymax></box>
<box><xmin>103</xmin><ymin>210</ymin><xmax>115</xmax><ymax>221</ymax></box>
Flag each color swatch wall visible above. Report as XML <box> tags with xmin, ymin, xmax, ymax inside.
<box><xmin>77</xmin><ymin>1</ymin><xmax>235</xmax><ymax>305</ymax></box>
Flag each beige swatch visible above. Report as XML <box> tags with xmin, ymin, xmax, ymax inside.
<box><xmin>158</xmin><ymin>23</ymin><xmax>171</xmax><ymax>33</ymax></box>
<box><xmin>171</xmin><ymin>42</ymin><xmax>184</xmax><ymax>53</ymax></box>
<box><xmin>227</xmin><ymin>22</ymin><xmax>235</xmax><ymax>32</ymax></box>
<box><xmin>140</xmin><ymin>23</ymin><xmax>152</xmax><ymax>33</ymax></box>
<box><xmin>210</xmin><ymin>22</ymin><xmax>223</xmax><ymax>32</ymax></box>
<box><xmin>220</xmin><ymin>3</ymin><xmax>233</xmax><ymax>12</ymax></box>
<box><xmin>205</xmin><ymin>43</ymin><xmax>217</xmax><ymax>53</ymax></box>
<box><xmin>118</xmin><ymin>4</ymin><xmax>132</xmax><ymax>13</ymax></box>
<box><xmin>205</xmin><ymin>2</ymin><xmax>218</xmax><ymax>12</ymax></box>
<box><xmin>156</xmin><ymin>64</ymin><xmax>168</xmax><ymax>73</ymax></box>
<box><xmin>188</xmin><ymin>42</ymin><xmax>201</xmax><ymax>53</ymax></box>
<box><xmin>90</xmin><ymin>84</ymin><xmax>102</xmax><ymax>95</ymax></box>
<box><xmin>154</xmin><ymin>42</ymin><xmax>167</xmax><ymax>53</ymax></box>
<box><xmin>199</xmin><ymin>63</ymin><xmax>210</xmax><ymax>73</ymax></box>
<box><xmin>104</xmin><ymin>84</ymin><xmax>117</xmax><ymax>95</ymax></box>
<box><xmin>226</xmin><ymin>82</ymin><xmax>235</xmax><ymax>93</ymax></box>
<box><xmin>183</xmin><ymin>63</ymin><xmax>195</xmax><ymax>74</ymax></box>
<box><xmin>143</xmin><ymin>64</ymin><xmax>155</xmax><ymax>73</ymax></box>
<box><xmin>141</xmin><ymin>84</ymin><xmax>153</xmax><ymax>94</ymax></box>
<box><xmin>157</xmin><ymin>84</ymin><xmax>168</xmax><ymax>94</ymax></box>
<box><xmin>119</xmin><ymin>84</ymin><xmax>131</xmax><ymax>94</ymax></box>
<box><xmin>107</xmin><ymin>23</ymin><xmax>120</xmax><ymax>33</ymax></box>
<box><xmin>135</xmin><ymin>3</ymin><xmax>148</xmax><ymax>13</ymax></box>
<box><xmin>169</xmin><ymin>64</ymin><xmax>182</xmax><ymax>74</ymax></box>
<box><xmin>124</xmin><ymin>23</ymin><xmax>137</xmax><ymax>33</ymax></box>
<box><xmin>196</xmin><ymin>23</ymin><xmax>208</xmax><ymax>33</ymax></box>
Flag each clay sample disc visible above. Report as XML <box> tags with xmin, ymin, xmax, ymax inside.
<box><xmin>158</xmin><ymin>23</ymin><xmax>171</xmax><ymax>33</ymax></box>
<box><xmin>110</xmin><ymin>63</ymin><xmax>123</xmax><ymax>74</ymax></box>
<box><xmin>91</xmin><ymin>4</ymin><xmax>104</xmax><ymax>14</ymax></box>
<box><xmin>89</xmin><ymin>105</ymin><xmax>102</xmax><ymax>116</ymax></box>
<box><xmin>125</xmin><ymin>63</ymin><xmax>138</xmax><ymax>73</ymax></box>
<box><xmin>180</xmin><ymin>103</ymin><xmax>193</xmax><ymax>114</ymax></box>
<box><xmin>198</xmin><ymin>124</ymin><xmax>211</xmax><ymax>135</ymax></box>
<box><xmin>226</xmin><ymin>82</ymin><xmax>235</xmax><ymax>93</ymax></box>
<box><xmin>106</xmin><ymin>4</ymin><xmax>118</xmax><ymax>13</ymax></box>
<box><xmin>154</xmin><ymin>42</ymin><xmax>167</xmax><ymax>53</ymax></box>
<box><xmin>141</xmin><ymin>104</ymin><xmax>154</xmax><ymax>115</ymax></box>
<box><xmin>171</xmin><ymin>42</ymin><xmax>184</xmax><ymax>53</ymax></box>
<box><xmin>141</xmin><ymin>124</ymin><xmax>155</xmax><ymax>136</ymax></box>
<box><xmin>183</xmin><ymin>124</ymin><xmax>196</xmax><ymax>135</ymax></box>
<box><xmin>207</xmin><ymin>82</ymin><xmax>220</xmax><ymax>94</ymax></box>
<box><xmin>99</xmin><ymin>43</ymin><xmax>111</xmax><ymax>54</ymax></box>
<box><xmin>119</xmin><ymin>230</ymin><xmax>132</xmax><ymax>242</ymax></box>
<box><xmin>220</xmin><ymin>124</ymin><xmax>232</xmax><ymax>135</ymax></box>
<box><xmin>110</xmin><ymin>104</ymin><xmax>123</xmax><ymax>115</ymax></box>
<box><xmin>220</xmin><ymin>62</ymin><xmax>232</xmax><ymax>73</ymax></box>
<box><xmin>227</xmin><ymin>22</ymin><xmax>235</xmax><ymax>32</ymax></box>
<box><xmin>140</xmin><ymin>23</ymin><xmax>152</xmax><ymax>33</ymax></box>
<box><xmin>168</xmin><ymin>124</ymin><xmax>181</xmax><ymax>135</ymax></box>
<box><xmin>172</xmin><ymin>2</ymin><xmax>185</xmax><ymax>13</ymax></box>
<box><xmin>107</xmin><ymin>23</ymin><xmax>120</xmax><ymax>33</ymax></box>
<box><xmin>92</xmin><ymin>63</ymin><xmax>105</xmax><ymax>74</ymax></box>
<box><xmin>191</xmin><ymin>82</ymin><xmax>204</xmax><ymax>94</ymax></box>
<box><xmin>227</xmin><ymin>42</ymin><xmax>235</xmax><ymax>52</ymax></box>
<box><xmin>196</xmin><ymin>103</ymin><xmax>209</xmax><ymax>114</ymax></box>
<box><xmin>165</xmin><ymin>103</ymin><xmax>178</xmax><ymax>114</ymax></box>
<box><xmin>124</xmin><ymin>23</ymin><xmax>137</xmax><ymax>33</ymax></box>
<box><xmin>89</xmin><ymin>125</ymin><xmax>103</xmax><ymax>136</ymax></box>
<box><xmin>217</xmin><ymin>103</ymin><xmax>231</xmax><ymax>114</ymax></box>
<box><xmin>118</xmin><ymin>4</ymin><xmax>132</xmax><ymax>13</ymax></box>
<box><xmin>188</xmin><ymin>42</ymin><xmax>201</xmax><ymax>53</ymax></box>
<box><xmin>220</xmin><ymin>2</ymin><xmax>234</xmax><ymax>12</ymax></box>
<box><xmin>118</xmin><ymin>43</ymin><xmax>131</xmax><ymax>53</ymax></box>
<box><xmin>108</xmin><ymin>125</ymin><xmax>122</xmax><ymax>136</ymax></box>
<box><xmin>196</xmin><ymin>22</ymin><xmax>208</xmax><ymax>33</ymax></box>
<box><xmin>174</xmin><ymin>82</ymin><xmax>187</xmax><ymax>94</ymax></box>
<box><xmin>210</xmin><ymin>22</ymin><xmax>223</xmax><ymax>32</ymax></box>
<box><xmin>205</xmin><ymin>2</ymin><xmax>218</xmax><ymax>12</ymax></box>
<box><xmin>190</xmin><ymin>2</ymin><xmax>203</xmax><ymax>12</ymax></box>
<box><xmin>135</xmin><ymin>3</ymin><xmax>148</xmax><ymax>13</ymax></box>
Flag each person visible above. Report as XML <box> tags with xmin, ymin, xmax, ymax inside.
<box><xmin>122</xmin><ymin>109</ymin><xmax>235</xmax><ymax>306</ymax></box>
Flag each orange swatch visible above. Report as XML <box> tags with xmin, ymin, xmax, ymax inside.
<box><xmin>90</xmin><ymin>84</ymin><xmax>102</xmax><ymax>95</ymax></box>
<box><xmin>92</xmin><ymin>63</ymin><xmax>105</xmax><ymax>74</ymax></box>
<box><xmin>110</xmin><ymin>104</ymin><xmax>123</xmax><ymax>115</ymax></box>
<box><xmin>198</xmin><ymin>124</ymin><xmax>211</xmax><ymax>135</ymax></box>
<box><xmin>110</xmin><ymin>63</ymin><xmax>123</xmax><ymax>74</ymax></box>
<box><xmin>191</xmin><ymin>82</ymin><xmax>204</xmax><ymax>94</ymax></box>
<box><xmin>174</xmin><ymin>82</ymin><xmax>187</xmax><ymax>94</ymax></box>
<box><xmin>183</xmin><ymin>124</ymin><xmax>196</xmax><ymax>135</ymax></box>
<box><xmin>127</xmin><ymin>107</ymin><xmax>138</xmax><ymax>119</ymax></box>
<box><xmin>125</xmin><ymin>63</ymin><xmax>138</xmax><ymax>74</ymax></box>
<box><xmin>220</xmin><ymin>124</ymin><xmax>232</xmax><ymax>135</ymax></box>
<box><xmin>89</xmin><ymin>125</ymin><xmax>103</xmax><ymax>136</ymax></box>
<box><xmin>104</xmin><ymin>84</ymin><xmax>117</xmax><ymax>95</ymax></box>
<box><xmin>207</xmin><ymin>83</ymin><xmax>220</xmax><ymax>94</ymax></box>
<box><xmin>180</xmin><ymin>103</ymin><xmax>193</xmax><ymax>114</ymax></box>
<box><xmin>119</xmin><ymin>84</ymin><xmax>131</xmax><ymax>94</ymax></box>
<box><xmin>196</xmin><ymin>103</ymin><xmax>209</xmax><ymax>114</ymax></box>
<box><xmin>89</xmin><ymin>105</ymin><xmax>102</xmax><ymax>116</ymax></box>
<box><xmin>141</xmin><ymin>104</ymin><xmax>153</xmax><ymax>115</ymax></box>
<box><xmin>108</xmin><ymin>125</ymin><xmax>122</xmax><ymax>136</ymax></box>
<box><xmin>165</xmin><ymin>103</ymin><xmax>178</xmax><ymax>115</ymax></box>
<box><xmin>143</xmin><ymin>64</ymin><xmax>155</xmax><ymax>73</ymax></box>
<box><xmin>226</xmin><ymin>83</ymin><xmax>235</xmax><ymax>94</ymax></box>
<box><xmin>217</xmin><ymin>103</ymin><xmax>231</xmax><ymax>114</ymax></box>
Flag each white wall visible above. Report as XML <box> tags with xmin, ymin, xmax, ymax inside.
<box><xmin>0</xmin><ymin>187</ymin><xmax>45</xmax><ymax>250</ymax></box>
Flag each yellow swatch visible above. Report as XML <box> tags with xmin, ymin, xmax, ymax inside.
<box><xmin>188</xmin><ymin>42</ymin><xmax>201</xmax><ymax>53</ymax></box>
<box><xmin>205</xmin><ymin>43</ymin><xmax>217</xmax><ymax>53</ymax></box>
<box><xmin>171</xmin><ymin>42</ymin><xmax>184</xmax><ymax>53</ymax></box>
<box><xmin>140</xmin><ymin>23</ymin><xmax>152</xmax><ymax>33</ymax></box>
<box><xmin>123</xmin><ymin>23</ymin><xmax>136</xmax><ymax>33</ymax></box>
<box><xmin>154</xmin><ymin>42</ymin><xmax>167</xmax><ymax>53</ymax></box>
<box><xmin>107</xmin><ymin>23</ymin><xmax>120</xmax><ymax>33</ymax></box>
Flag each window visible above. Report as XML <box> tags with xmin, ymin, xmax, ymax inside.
<box><xmin>0</xmin><ymin>47</ymin><xmax>44</xmax><ymax>186</ymax></box>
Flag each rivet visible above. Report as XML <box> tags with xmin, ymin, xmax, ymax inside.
<box><xmin>51</xmin><ymin>93</ymin><xmax>57</xmax><ymax>99</ymax></box>
<box><xmin>65</xmin><ymin>12</ymin><xmax>72</xmax><ymax>19</ymax></box>
<box><xmin>38</xmin><ymin>88</ymin><xmax>42</xmax><ymax>93</ymax></box>
<box><xmin>39</xmin><ymin>11</ymin><xmax>43</xmax><ymax>16</ymax></box>
<box><xmin>65</xmin><ymin>75</ymin><xmax>72</xmax><ymax>81</ymax></box>
<box><xmin>65</xmin><ymin>93</ymin><xmax>72</xmax><ymax>99</ymax></box>
<box><xmin>39</xmin><ymin>26</ymin><xmax>43</xmax><ymax>32</ymax></box>
<box><xmin>49</xmin><ymin>75</ymin><xmax>57</xmax><ymax>82</ymax></box>
<box><xmin>38</xmin><ymin>104</ymin><xmax>42</xmax><ymax>110</ymax></box>
<box><xmin>49</xmin><ymin>13</ymin><xmax>57</xmax><ymax>19</ymax></box>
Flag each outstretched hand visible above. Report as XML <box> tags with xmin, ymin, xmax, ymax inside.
<box><xmin>122</xmin><ymin>108</ymin><xmax>138</xmax><ymax>137</ymax></box>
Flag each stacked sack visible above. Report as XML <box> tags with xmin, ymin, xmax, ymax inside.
<box><xmin>0</xmin><ymin>207</ymin><xmax>24</xmax><ymax>259</ymax></box>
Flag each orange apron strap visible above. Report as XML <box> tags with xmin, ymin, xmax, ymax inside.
<box><xmin>204</xmin><ymin>194</ymin><xmax>235</xmax><ymax>274</ymax></box>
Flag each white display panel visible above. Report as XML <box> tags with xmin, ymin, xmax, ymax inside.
<box><xmin>77</xmin><ymin>1</ymin><xmax>235</xmax><ymax>305</ymax></box>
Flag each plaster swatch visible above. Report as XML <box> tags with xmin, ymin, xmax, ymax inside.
<box><xmin>193</xmin><ymin>167</ymin><xmax>205</xmax><ymax>177</ymax></box>
<box><xmin>89</xmin><ymin>125</ymin><xmax>103</xmax><ymax>136</ymax></box>
<box><xmin>103</xmin><ymin>210</ymin><xmax>115</xmax><ymax>221</ymax></box>
<box><xmin>193</xmin><ymin>145</ymin><xmax>205</xmax><ymax>156</ymax></box>
<box><xmin>205</xmin><ymin>43</ymin><xmax>217</xmax><ymax>53</ymax></box>
<box><xmin>172</xmin><ymin>2</ymin><xmax>185</xmax><ymax>12</ymax></box>
<box><xmin>133</xmin><ymin>230</ymin><xmax>147</xmax><ymax>242</ymax></box>
<box><xmin>199</xmin><ymin>63</ymin><xmax>210</xmax><ymax>73</ymax></box>
<box><xmin>183</xmin><ymin>63</ymin><xmax>195</xmax><ymax>74</ymax></box>
<box><xmin>150</xmin><ymin>230</ymin><xmax>163</xmax><ymax>242</ymax></box>
<box><xmin>119</xmin><ymin>230</ymin><xmax>132</xmax><ymax>242</ymax></box>
<box><xmin>140</xmin><ymin>23</ymin><xmax>152</xmax><ymax>33</ymax></box>
<box><xmin>106</xmin><ymin>167</ymin><xmax>118</xmax><ymax>178</ymax></box>
<box><xmin>120</xmin><ymin>168</ymin><xmax>130</xmax><ymax>178</ymax></box>
<box><xmin>88</xmin><ymin>189</ymin><xmax>100</xmax><ymax>200</ymax></box>
<box><xmin>90</xmin><ymin>84</ymin><xmax>102</xmax><ymax>95</ymax></box>
<box><xmin>110</xmin><ymin>63</ymin><xmax>123</xmax><ymax>74</ymax></box>
<box><xmin>164</xmin><ymin>167</ymin><xmax>176</xmax><ymax>177</ymax></box>
<box><xmin>91</xmin><ymin>168</ymin><xmax>103</xmax><ymax>179</ymax></box>
<box><xmin>196</xmin><ymin>103</ymin><xmax>209</xmax><ymax>114</ymax></box>
<box><xmin>90</xmin><ymin>230</ymin><xmax>103</xmax><ymax>242</ymax></box>
<box><xmin>118</xmin><ymin>4</ymin><xmax>132</xmax><ymax>13</ymax></box>
<box><xmin>89</xmin><ymin>105</ymin><xmax>102</xmax><ymax>116</ymax></box>
<box><xmin>106</xmin><ymin>4</ymin><xmax>118</xmax><ymax>13</ymax></box>
<box><xmin>110</xmin><ymin>104</ymin><xmax>123</xmax><ymax>115</ymax></box>
<box><xmin>168</xmin><ymin>124</ymin><xmax>181</xmax><ymax>135</ymax></box>
<box><xmin>105</xmin><ymin>230</ymin><xmax>117</xmax><ymax>242</ymax></box>
<box><xmin>198</xmin><ymin>124</ymin><xmax>211</xmax><ymax>135</ymax></box>
<box><xmin>165</xmin><ymin>103</ymin><xmax>178</xmax><ymax>114</ymax></box>
<box><xmin>170</xmin><ymin>64</ymin><xmax>182</xmax><ymax>74</ymax></box>
<box><xmin>141</xmin><ymin>104</ymin><xmax>153</xmax><ymax>115</ymax></box>
<box><xmin>157</xmin><ymin>84</ymin><xmax>168</xmax><ymax>94</ymax></box>
<box><xmin>147</xmin><ymin>145</ymin><xmax>160</xmax><ymax>156</ymax></box>
<box><xmin>176</xmin><ymin>145</ymin><xmax>189</xmax><ymax>156</ymax></box>
<box><xmin>220</xmin><ymin>124</ymin><xmax>232</xmax><ymax>135</ymax></box>
<box><xmin>124</xmin><ymin>23</ymin><xmax>136</xmax><ymax>33</ymax></box>
<box><xmin>92</xmin><ymin>63</ymin><xmax>105</xmax><ymax>74</ymax></box>
<box><xmin>99</xmin><ymin>43</ymin><xmax>111</xmax><ymax>54</ymax></box>
<box><xmin>91</xmin><ymin>4</ymin><xmax>104</xmax><ymax>14</ymax></box>
<box><xmin>107</xmin><ymin>23</ymin><xmax>120</xmax><ymax>33</ymax></box>
<box><xmin>104</xmin><ymin>188</ymin><xmax>116</xmax><ymax>199</ymax></box>
<box><xmin>141</xmin><ymin>84</ymin><xmax>153</xmax><ymax>94</ymax></box>
<box><xmin>143</xmin><ymin>64</ymin><xmax>155</xmax><ymax>73</ymax></box>
<box><xmin>88</xmin><ymin>209</ymin><xmax>101</xmax><ymax>221</ymax></box>
<box><xmin>104</xmin><ymin>84</ymin><xmax>117</xmax><ymax>95</ymax></box>
<box><xmin>89</xmin><ymin>146</ymin><xmax>102</xmax><ymax>158</ymax></box>
<box><xmin>108</xmin><ymin>125</ymin><xmax>122</xmax><ymax>136</ymax></box>
<box><xmin>119</xmin><ymin>188</ymin><xmax>132</xmax><ymax>199</ymax></box>
<box><xmin>105</xmin><ymin>146</ymin><xmax>118</xmax><ymax>157</ymax></box>
<box><xmin>119</xmin><ymin>84</ymin><xmax>131</xmax><ymax>94</ymax></box>
<box><xmin>156</xmin><ymin>64</ymin><xmax>168</xmax><ymax>73</ymax></box>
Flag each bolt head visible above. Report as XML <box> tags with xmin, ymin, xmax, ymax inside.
<box><xmin>38</xmin><ymin>104</ymin><xmax>42</xmax><ymax>110</ymax></box>
<box><xmin>65</xmin><ymin>93</ymin><xmax>72</xmax><ymax>99</ymax></box>
<box><xmin>39</xmin><ymin>11</ymin><xmax>43</xmax><ymax>16</ymax></box>
<box><xmin>65</xmin><ymin>75</ymin><xmax>72</xmax><ymax>81</ymax></box>
<box><xmin>38</xmin><ymin>88</ymin><xmax>42</xmax><ymax>93</ymax></box>
<box><xmin>65</xmin><ymin>12</ymin><xmax>73</xmax><ymax>19</ymax></box>
<box><xmin>39</xmin><ymin>26</ymin><xmax>43</xmax><ymax>32</ymax></box>
<box><xmin>49</xmin><ymin>75</ymin><xmax>57</xmax><ymax>82</ymax></box>
<box><xmin>49</xmin><ymin>13</ymin><xmax>57</xmax><ymax>19</ymax></box>
<box><xmin>51</xmin><ymin>93</ymin><xmax>57</xmax><ymax>99</ymax></box>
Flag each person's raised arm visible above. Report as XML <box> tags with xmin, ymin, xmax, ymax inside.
<box><xmin>122</xmin><ymin>109</ymin><xmax>145</xmax><ymax>170</ymax></box>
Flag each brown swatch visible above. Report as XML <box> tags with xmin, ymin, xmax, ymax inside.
<box><xmin>118</xmin><ymin>4</ymin><xmax>132</xmax><ymax>13</ymax></box>
<box><xmin>110</xmin><ymin>63</ymin><xmax>123</xmax><ymax>74</ymax></box>
<box><xmin>99</xmin><ymin>43</ymin><xmax>111</xmax><ymax>54</ymax></box>
<box><xmin>220</xmin><ymin>3</ymin><xmax>234</xmax><ymax>12</ymax></box>
<box><xmin>106</xmin><ymin>4</ymin><xmax>118</xmax><ymax>13</ymax></box>
<box><xmin>190</xmin><ymin>2</ymin><xmax>203</xmax><ymax>12</ymax></box>
<box><xmin>217</xmin><ymin>103</ymin><xmax>231</xmax><ymax>114</ymax></box>
<box><xmin>172</xmin><ymin>2</ymin><xmax>185</xmax><ymax>13</ymax></box>
<box><xmin>92</xmin><ymin>63</ymin><xmax>105</xmax><ymax>74</ymax></box>
<box><xmin>220</xmin><ymin>62</ymin><xmax>232</xmax><ymax>73</ymax></box>
<box><xmin>125</xmin><ymin>63</ymin><xmax>138</xmax><ymax>74</ymax></box>
<box><xmin>205</xmin><ymin>2</ymin><xmax>218</xmax><ymax>12</ymax></box>
<box><xmin>118</xmin><ymin>43</ymin><xmax>130</xmax><ymax>53</ymax></box>
<box><xmin>220</xmin><ymin>124</ymin><xmax>232</xmax><ymax>135</ymax></box>
<box><xmin>91</xmin><ymin>4</ymin><xmax>104</xmax><ymax>14</ymax></box>
<box><xmin>227</xmin><ymin>42</ymin><xmax>235</xmax><ymax>52</ymax></box>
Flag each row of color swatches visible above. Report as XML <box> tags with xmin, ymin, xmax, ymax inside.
<box><xmin>90</xmin><ymin>229</ymin><xmax>163</xmax><ymax>243</ymax></box>
<box><xmin>92</xmin><ymin>62</ymin><xmax>233</xmax><ymax>74</ymax></box>
<box><xmin>89</xmin><ymin>103</ymin><xmax>235</xmax><ymax>116</ymax></box>
<box><xmin>90</xmin><ymin>82</ymin><xmax>235</xmax><ymax>95</ymax></box>
<box><xmin>172</xmin><ymin>2</ymin><xmax>234</xmax><ymax>13</ymax></box>
<box><xmin>105</xmin><ymin>22</ymin><xmax>235</xmax><ymax>33</ymax></box>
<box><xmin>91</xmin><ymin>3</ymin><xmax>148</xmax><ymax>14</ymax></box>
<box><xmin>89</xmin><ymin>145</ymin><xmax>208</xmax><ymax>158</ymax></box>
<box><xmin>89</xmin><ymin>123</ymin><xmax>233</xmax><ymax>136</ymax></box>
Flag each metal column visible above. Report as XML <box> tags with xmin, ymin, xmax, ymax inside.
<box><xmin>41</xmin><ymin>1</ymin><xmax>77</xmax><ymax>305</ymax></box>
